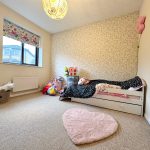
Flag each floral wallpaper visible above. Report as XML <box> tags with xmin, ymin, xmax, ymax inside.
<box><xmin>3</xmin><ymin>19</ymin><xmax>40</xmax><ymax>47</ymax></box>
<box><xmin>51</xmin><ymin>12</ymin><xmax>139</xmax><ymax>81</ymax></box>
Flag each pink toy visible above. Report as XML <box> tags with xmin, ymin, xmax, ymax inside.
<box><xmin>136</xmin><ymin>16</ymin><xmax>146</xmax><ymax>34</ymax></box>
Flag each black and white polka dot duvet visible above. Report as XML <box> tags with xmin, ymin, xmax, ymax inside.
<box><xmin>61</xmin><ymin>76</ymin><xmax>143</xmax><ymax>98</ymax></box>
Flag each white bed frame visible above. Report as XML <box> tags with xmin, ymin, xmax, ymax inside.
<box><xmin>71</xmin><ymin>85</ymin><xmax>145</xmax><ymax>116</ymax></box>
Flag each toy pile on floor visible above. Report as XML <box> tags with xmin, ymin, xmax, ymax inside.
<box><xmin>42</xmin><ymin>76</ymin><xmax>65</xmax><ymax>96</ymax></box>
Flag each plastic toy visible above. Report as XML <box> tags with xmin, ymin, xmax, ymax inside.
<box><xmin>47</xmin><ymin>87</ymin><xmax>57</xmax><ymax>96</ymax></box>
<box><xmin>64</xmin><ymin>66</ymin><xmax>77</xmax><ymax>76</ymax></box>
<box><xmin>69</xmin><ymin>67</ymin><xmax>77</xmax><ymax>76</ymax></box>
<box><xmin>64</xmin><ymin>66</ymin><xmax>69</xmax><ymax>76</ymax></box>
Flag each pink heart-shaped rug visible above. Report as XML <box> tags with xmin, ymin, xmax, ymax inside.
<box><xmin>63</xmin><ymin>108</ymin><xmax>118</xmax><ymax>145</ymax></box>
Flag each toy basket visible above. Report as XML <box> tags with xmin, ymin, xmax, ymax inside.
<box><xmin>0</xmin><ymin>90</ymin><xmax>10</xmax><ymax>103</ymax></box>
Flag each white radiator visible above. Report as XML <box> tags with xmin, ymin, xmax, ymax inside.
<box><xmin>13</xmin><ymin>77</ymin><xmax>39</xmax><ymax>92</ymax></box>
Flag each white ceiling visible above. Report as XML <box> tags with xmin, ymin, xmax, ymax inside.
<box><xmin>0</xmin><ymin>0</ymin><xmax>143</xmax><ymax>34</ymax></box>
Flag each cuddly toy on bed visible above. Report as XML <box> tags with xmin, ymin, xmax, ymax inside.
<box><xmin>95</xmin><ymin>83</ymin><xmax>121</xmax><ymax>93</ymax></box>
<box><xmin>78</xmin><ymin>78</ymin><xmax>90</xmax><ymax>85</ymax></box>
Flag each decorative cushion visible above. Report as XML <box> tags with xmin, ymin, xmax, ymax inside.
<box><xmin>63</xmin><ymin>108</ymin><xmax>118</xmax><ymax>145</ymax></box>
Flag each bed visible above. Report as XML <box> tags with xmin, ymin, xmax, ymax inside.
<box><xmin>60</xmin><ymin>76</ymin><xmax>146</xmax><ymax>116</ymax></box>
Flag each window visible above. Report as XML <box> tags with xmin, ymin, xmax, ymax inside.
<box><xmin>24</xmin><ymin>43</ymin><xmax>37</xmax><ymax>65</ymax></box>
<box><xmin>3</xmin><ymin>36</ymin><xmax>22</xmax><ymax>64</ymax></box>
<box><xmin>3</xmin><ymin>36</ymin><xmax>39</xmax><ymax>66</ymax></box>
<box><xmin>2</xmin><ymin>19</ymin><xmax>42</xmax><ymax>67</ymax></box>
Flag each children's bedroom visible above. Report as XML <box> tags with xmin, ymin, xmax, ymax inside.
<box><xmin>0</xmin><ymin>0</ymin><xmax>150</xmax><ymax>149</ymax></box>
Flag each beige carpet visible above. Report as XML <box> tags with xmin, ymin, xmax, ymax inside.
<box><xmin>0</xmin><ymin>93</ymin><xmax>150</xmax><ymax>150</ymax></box>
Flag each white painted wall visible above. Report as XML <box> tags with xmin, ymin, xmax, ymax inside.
<box><xmin>138</xmin><ymin>0</ymin><xmax>150</xmax><ymax>124</ymax></box>
<box><xmin>52</xmin><ymin>13</ymin><xmax>139</xmax><ymax>81</ymax></box>
<box><xmin>0</xmin><ymin>3</ymin><xmax>52</xmax><ymax>89</ymax></box>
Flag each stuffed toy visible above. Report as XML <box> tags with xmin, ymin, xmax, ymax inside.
<box><xmin>95</xmin><ymin>83</ymin><xmax>121</xmax><ymax>92</ymax></box>
<box><xmin>78</xmin><ymin>77</ymin><xmax>90</xmax><ymax>85</ymax></box>
<box><xmin>42</xmin><ymin>83</ymin><xmax>52</xmax><ymax>94</ymax></box>
<box><xmin>42</xmin><ymin>76</ymin><xmax>64</xmax><ymax>96</ymax></box>
<box><xmin>53</xmin><ymin>79</ymin><xmax>62</xmax><ymax>92</ymax></box>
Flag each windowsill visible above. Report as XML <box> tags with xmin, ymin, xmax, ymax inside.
<box><xmin>0</xmin><ymin>62</ymin><xmax>43</xmax><ymax>68</ymax></box>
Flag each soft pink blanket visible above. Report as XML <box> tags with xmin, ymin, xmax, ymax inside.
<box><xmin>63</xmin><ymin>108</ymin><xmax>118</xmax><ymax>145</ymax></box>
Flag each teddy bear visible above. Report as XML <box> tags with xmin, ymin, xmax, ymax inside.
<box><xmin>78</xmin><ymin>77</ymin><xmax>90</xmax><ymax>85</ymax></box>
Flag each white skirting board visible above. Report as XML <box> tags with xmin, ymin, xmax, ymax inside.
<box><xmin>10</xmin><ymin>88</ymin><xmax>41</xmax><ymax>97</ymax></box>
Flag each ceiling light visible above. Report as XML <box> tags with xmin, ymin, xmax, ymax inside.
<box><xmin>42</xmin><ymin>0</ymin><xmax>68</xmax><ymax>20</ymax></box>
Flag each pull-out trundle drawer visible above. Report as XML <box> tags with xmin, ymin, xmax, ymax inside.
<box><xmin>71</xmin><ymin>98</ymin><xmax>142</xmax><ymax>115</ymax></box>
